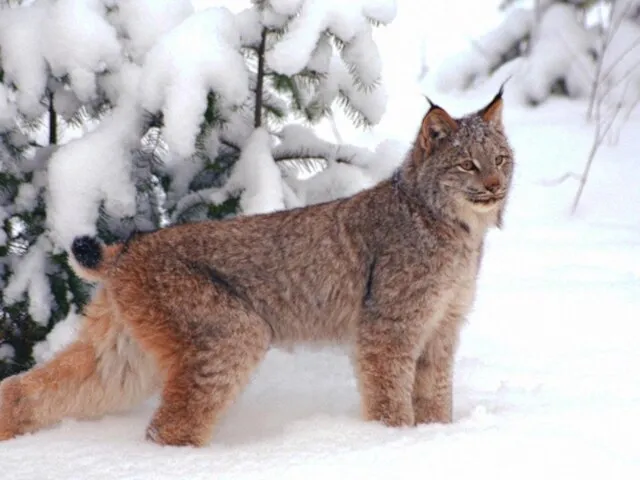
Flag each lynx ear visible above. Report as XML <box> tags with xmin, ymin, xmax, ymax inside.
<box><xmin>480</xmin><ymin>85</ymin><xmax>505</xmax><ymax>126</ymax></box>
<box><xmin>418</xmin><ymin>100</ymin><xmax>458</xmax><ymax>153</ymax></box>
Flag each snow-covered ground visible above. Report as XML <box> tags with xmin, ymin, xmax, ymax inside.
<box><xmin>3</xmin><ymin>88</ymin><xmax>640</xmax><ymax>479</ymax></box>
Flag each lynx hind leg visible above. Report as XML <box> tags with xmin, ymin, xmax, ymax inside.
<box><xmin>412</xmin><ymin>315</ymin><xmax>461</xmax><ymax>425</ymax></box>
<box><xmin>144</xmin><ymin>306</ymin><xmax>272</xmax><ymax>447</ymax></box>
<box><xmin>0</xmin><ymin>290</ymin><xmax>158</xmax><ymax>441</ymax></box>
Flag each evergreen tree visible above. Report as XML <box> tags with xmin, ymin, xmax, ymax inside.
<box><xmin>0</xmin><ymin>0</ymin><xmax>397</xmax><ymax>379</ymax></box>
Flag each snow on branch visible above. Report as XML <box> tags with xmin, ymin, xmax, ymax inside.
<box><xmin>3</xmin><ymin>237</ymin><xmax>53</xmax><ymax>327</ymax></box>
<box><xmin>236</xmin><ymin>7</ymin><xmax>264</xmax><ymax>47</ymax></box>
<box><xmin>41</xmin><ymin>0</ymin><xmax>122</xmax><ymax>102</ymax></box>
<box><xmin>47</xmin><ymin>103</ymin><xmax>141</xmax><ymax>247</ymax></box>
<box><xmin>309</xmin><ymin>54</ymin><xmax>387</xmax><ymax>127</ymax></box>
<box><xmin>170</xmin><ymin>186</ymin><xmax>230</xmax><ymax>224</ymax></box>
<box><xmin>278</xmin><ymin>126</ymin><xmax>406</xmax><ymax>206</ymax></box>
<box><xmin>273</xmin><ymin>124</ymin><xmax>344</xmax><ymax>162</ymax></box>
<box><xmin>109</xmin><ymin>0</ymin><xmax>194</xmax><ymax>63</ymax></box>
<box><xmin>516</xmin><ymin>3</ymin><xmax>596</xmax><ymax>104</ymax></box>
<box><xmin>0</xmin><ymin>0</ymin><xmax>126</xmax><ymax>115</ymax></box>
<box><xmin>226</xmin><ymin>128</ymin><xmax>285</xmax><ymax>215</ymax></box>
<box><xmin>0</xmin><ymin>84</ymin><xmax>17</xmax><ymax>131</ymax></box>
<box><xmin>283</xmin><ymin>137</ymin><xmax>405</xmax><ymax>206</ymax></box>
<box><xmin>436</xmin><ymin>8</ymin><xmax>534</xmax><ymax>92</ymax></box>
<box><xmin>340</xmin><ymin>22</ymin><xmax>383</xmax><ymax>89</ymax></box>
<box><xmin>138</xmin><ymin>7</ymin><xmax>250</xmax><ymax>158</ymax></box>
<box><xmin>266</xmin><ymin>0</ymin><xmax>396</xmax><ymax>89</ymax></box>
<box><xmin>0</xmin><ymin>3</ymin><xmax>48</xmax><ymax>117</ymax></box>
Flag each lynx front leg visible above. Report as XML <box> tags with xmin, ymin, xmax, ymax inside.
<box><xmin>355</xmin><ymin>319</ymin><xmax>420</xmax><ymax>427</ymax></box>
<box><xmin>412</xmin><ymin>315</ymin><xmax>462</xmax><ymax>425</ymax></box>
<box><xmin>145</xmin><ymin>310</ymin><xmax>271</xmax><ymax>447</ymax></box>
<box><xmin>0</xmin><ymin>336</ymin><xmax>156</xmax><ymax>441</ymax></box>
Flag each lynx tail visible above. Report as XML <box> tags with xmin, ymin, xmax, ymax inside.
<box><xmin>70</xmin><ymin>236</ymin><xmax>121</xmax><ymax>282</ymax></box>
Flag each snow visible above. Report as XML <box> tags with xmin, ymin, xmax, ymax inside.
<box><xmin>47</xmin><ymin>102</ymin><xmax>141</xmax><ymax>247</ymax></box>
<box><xmin>0</xmin><ymin>343</ymin><xmax>15</xmax><ymax>361</ymax></box>
<box><xmin>362</xmin><ymin>0</ymin><xmax>397</xmax><ymax>24</ymax></box>
<box><xmin>286</xmin><ymin>162</ymin><xmax>373</xmax><ymax>206</ymax></box>
<box><xmin>266</xmin><ymin>0</ymin><xmax>396</xmax><ymax>77</ymax></box>
<box><xmin>33</xmin><ymin>311</ymin><xmax>82</xmax><ymax>364</ymax></box>
<box><xmin>14</xmin><ymin>182</ymin><xmax>40</xmax><ymax>212</ymax></box>
<box><xmin>0</xmin><ymin>84</ymin><xmax>17</xmax><ymax>131</ymax></box>
<box><xmin>435</xmin><ymin>8</ymin><xmax>534</xmax><ymax>92</ymax></box>
<box><xmin>269</xmin><ymin>0</ymin><xmax>304</xmax><ymax>16</ymax></box>
<box><xmin>0</xmin><ymin>3</ymin><xmax>48</xmax><ymax>117</ymax></box>
<box><xmin>52</xmin><ymin>87</ymin><xmax>83</xmax><ymax>122</ymax></box>
<box><xmin>228</xmin><ymin>128</ymin><xmax>286</xmax><ymax>215</ymax></box>
<box><xmin>235</xmin><ymin>7</ymin><xmax>262</xmax><ymax>47</ymax></box>
<box><xmin>340</xmin><ymin>23</ymin><xmax>383</xmax><ymax>88</ymax></box>
<box><xmin>110</xmin><ymin>0</ymin><xmax>194</xmax><ymax>62</ymax></box>
<box><xmin>41</xmin><ymin>0</ymin><xmax>122</xmax><ymax>102</ymax></box>
<box><xmin>3</xmin><ymin>237</ymin><xmax>53</xmax><ymax>326</ymax></box>
<box><xmin>274</xmin><ymin>124</ymin><xmax>342</xmax><ymax>161</ymax></box>
<box><xmin>138</xmin><ymin>7</ymin><xmax>249</xmax><ymax>158</ymax></box>
<box><xmin>316</xmin><ymin>53</ymin><xmax>388</xmax><ymax>126</ymax></box>
<box><xmin>353</xmin><ymin>138</ymin><xmax>406</xmax><ymax>182</ymax></box>
<box><xmin>515</xmin><ymin>3</ymin><xmax>596</xmax><ymax>104</ymax></box>
<box><xmin>278</xmin><ymin>130</ymin><xmax>405</xmax><ymax>205</ymax></box>
<box><xmin>260</xmin><ymin>4</ymin><xmax>290</xmax><ymax>30</ymax></box>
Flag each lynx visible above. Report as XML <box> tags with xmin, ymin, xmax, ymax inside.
<box><xmin>0</xmin><ymin>91</ymin><xmax>514</xmax><ymax>446</ymax></box>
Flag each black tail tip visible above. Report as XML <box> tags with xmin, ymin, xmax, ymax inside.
<box><xmin>71</xmin><ymin>235</ymin><xmax>103</xmax><ymax>269</ymax></box>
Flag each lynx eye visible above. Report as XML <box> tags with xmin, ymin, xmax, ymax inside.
<box><xmin>458</xmin><ymin>160</ymin><xmax>475</xmax><ymax>172</ymax></box>
<box><xmin>495</xmin><ymin>155</ymin><xmax>508</xmax><ymax>167</ymax></box>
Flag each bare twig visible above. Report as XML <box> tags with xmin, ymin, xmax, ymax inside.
<box><xmin>572</xmin><ymin>95</ymin><xmax>622</xmax><ymax>214</ymax></box>
<box><xmin>538</xmin><ymin>172</ymin><xmax>582</xmax><ymax>186</ymax></box>
<box><xmin>597</xmin><ymin>36</ymin><xmax>640</xmax><ymax>87</ymax></box>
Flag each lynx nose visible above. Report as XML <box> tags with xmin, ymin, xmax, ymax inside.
<box><xmin>483</xmin><ymin>175</ymin><xmax>501</xmax><ymax>194</ymax></box>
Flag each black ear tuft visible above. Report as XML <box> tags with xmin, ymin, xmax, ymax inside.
<box><xmin>423</xmin><ymin>95</ymin><xmax>443</xmax><ymax>113</ymax></box>
<box><xmin>484</xmin><ymin>77</ymin><xmax>510</xmax><ymax>111</ymax></box>
<box><xmin>496</xmin><ymin>78</ymin><xmax>509</xmax><ymax>98</ymax></box>
<box><xmin>480</xmin><ymin>79</ymin><xmax>510</xmax><ymax>126</ymax></box>
<box><xmin>71</xmin><ymin>236</ymin><xmax>103</xmax><ymax>269</ymax></box>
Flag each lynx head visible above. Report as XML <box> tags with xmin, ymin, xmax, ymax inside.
<box><xmin>404</xmin><ymin>88</ymin><xmax>514</xmax><ymax>228</ymax></box>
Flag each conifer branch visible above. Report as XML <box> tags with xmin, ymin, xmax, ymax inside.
<box><xmin>48</xmin><ymin>90</ymin><xmax>58</xmax><ymax>145</ymax></box>
<box><xmin>254</xmin><ymin>28</ymin><xmax>268</xmax><ymax>128</ymax></box>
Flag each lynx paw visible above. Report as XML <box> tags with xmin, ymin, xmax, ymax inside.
<box><xmin>413</xmin><ymin>398</ymin><xmax>453</xmax><ymax>425</ymax></box>
<box><xmin>364</xmin><ymin>402</ymin><xmax>415</xmax><ymax>428</ymax></box>
<box><xmin>145</xmin><ymin>420</ymin><xmax>205</xmax><ymax>447</ymax></box>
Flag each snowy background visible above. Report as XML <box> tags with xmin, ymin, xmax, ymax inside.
<box><xmin>2</xmin><ymin>0</ymin><xmax>640</xmax><ymax>478</ymax></box>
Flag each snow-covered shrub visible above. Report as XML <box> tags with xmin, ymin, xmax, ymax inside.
<box><xmin>435</xmin><ymin>0</ymin><xmax>640</xmax><ymax>109</ymax></box>
<box><xmin>435</xmin><ymin>7</ymin><xmax>534</xmax><ymax>92</ymax></box>
<box><xmin>0</xmin><ymin>0</ymin><xmax>398</xmax><ymax>377</ymax></box>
